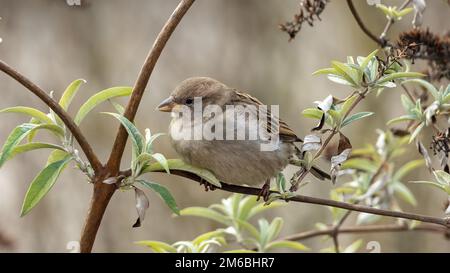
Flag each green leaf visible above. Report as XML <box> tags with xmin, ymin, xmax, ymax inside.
<box><xmin>192</xmin><ymin>230</ymin><xmax>224</xmax><ymax>246</ymax></box>
<box><xmin>47</xmin><ymin>150</ymin><xmax>70</xmax><ymax>165</ymax></box>
<box><xmin>312</xmin><ymin>68</ymin><xmax>338</xmax><ymax>76</ymax></box>
<box><xmin>137</xmin><ymin>180</ymin><xmax>179</xmax><ymax>215</ymax></box>
<box><xmin>328</xmin><ymin>109</ymin><xmax>342</xmax><ymax>127</ymax></box>
<box><xmin>247</xmin><ymin>201</ymin><xmax>285</xmax><ymax>219</ymax></box>
<box><xmin>367</xmin><ymin>57</ymin><xmax>379</xmax><ymax>82</ymax></box>
<box><xmin>102</xmin><ymin>112</ymin><xmax>144</xmax><ymax>158</ymax></box>
<box><xmin>0</xmin><ymin>123</ymin><xmax>38</xmax><ymax>168</ymax></box>
<box><xmin>74</xmin><ymin>86</ymin><xmax>132</xmax><ymax>124</ymax></box>
<box><xmin>234</xmin><ymin>218</ymin><xmax>260</xmax><ymax>239</ymax></box>
<box><xmin>151</xmin><ymin>153</ymin><xmax>170</xmax><ymax>174</ymax></box>
<box><xmin>377</xmin><ymin>72</ymin><xmax>425</xmax><ymax>85</ymax></box>
<box><xmin>343</xmin><ymin>239</ymin><xmax>363</xmax><ymax>253</ymax></box>
<box><xmin>393</xmin><ymin>159</ymin><xmax>424</xmax><ymax>181</ymax></box>
<box><xmin>135</xmin><ymin>152</ymin><xmax>153</xmax><ymax>167</ymax></box>
<box><xmin>302</xmin><ymin>108</ymin><xmax>323</xmax><ymax>120</ymax></box>
<box><xmin>179</xmin><ymin>207</ymin><xmax>229</xmax><ymax>225</ymax></box>
<box><xmin>341</xmin><ymin>158</ymin><xmax>377</xmax><ymax>173</ymax></box>
<box><xmin>145</xmin><ymin>133</ymin><xmax>165</xmax><ymax>153</ymax></box>
<box><xmin>402</xmin><ymin>79</ymin><xmax>439</xmax><ymax>99</ymax></box>
<box><xmin>360</xmin><ymin>49</ymin><xmax>379</xmax><ymax>72</ymax></box>
<box><xmin>342</xmin><ymin>112</ymin><xmax>374</xmax><ymax>128</ymax></box>
<box><xmin>27</xmin><ymin>118</ymin><xmax>42</xmax><ymax>143</ymax></box>
<box><xmin>230</xmin><ymin>194</ymin><xmax>242</xmax><ymax>218</ymax></box>
<box><xmin>410</xmin><ymin>179</ymin><xmax>449</xmax><ymax>194</ymax></box>
<box><xmin>340</xmin><ymin>95</ymin><xmax>358</xmax><ymax>117</ymax></box>
<box><xmin>143</xmin><ymin>159</ymin><xmax>221</xmax><ymax>188</ymax></box>
<box><xmin>409</xmin><ymin>123</ymin><xmax>425</xmax><ymax>143</ymax></box>
<box><xmin>387</xmin><ymin>115</ymin><xmax>417</xmax><ymax>126</ymax></box>
<box><xmin>377</xmin><ymin>4</ymin><xmax>392</xmax><ymax>17</ymax></box>
<box><xmin>434</xmin><ymin>170</ymin><xmax>450</xmax><ymax>186</ymax></box>
<box><xmin>59</xmin><ymin>79</ymin><xmax>86</xmax><ymax>110</ymax></box>
<box><xmin>265</xmin><ymin>240</ymin><xmax>309</xmax><ymax>251</ymax></box>
<box><xmin>392</xmin><ymin>182</ymin><xmax>417</xmax><ymax>206</ymax></box>
<box><xmin>135</xmin><ymin>240</ymin><xmax>177</xmax><ymax>253</ymax></box>
<box><xmin>198</xmin><ymin>238</ymin><xmax>226</xmax><ymax>253</ymax></box>
<box><xmin>109</xmin><ymin>99</ymin><xmax>125</xmax><ymax>115</ymax></box>
<box><xmin>327</xmin><ymin>75</ymin><xmax>353</xmax><ymax>86</ymax></box>
<box><xmin>357</xmin><ymin>212</ymin><xmax>382</xmax><ymax>225</ymax></box>
<box><xmin>401</xmin><ymin>94</ymin><xmax>415</xmax><ymax>111</ymax></box>
<box><xmin>266</xmin><ymin>217</ymin><xmax>284</xmax><ymax>243</ymax></box>
<box><xmin>331</xmin><ymin>61</ymin><xmax>358</xmax><ymax>86</ymax></box>
<box><xmin>257</xmin><ymin>219</ymin><xmax>270</xmax><ymax>246</ymax></box>
<box><xmin>236</xmin><ymin>195</ymin><xmax>258</xmax><ymax>220</ymax></box>
<box><xmin>10</xmin><ymin>143</ymin><xmax>65</xmax><ymax>160</ymax></box>
<box><xmin>276</xmin><ymin>172</ymin><xmax>286</xmax><ymax>193</ymax></box>
<box><xmin>0</xmin><ymin>107</ymin><xmax>54</xmax><ymax>124</ymax></box>
<box><xmin>20</xmin><ymin>155</ymin><xmax>72</xmax><ymax>216</ymax></box>
<box><xmin>30</xmin><ymin>124</ymin><xmax>65</xmax><ymax>138</ymax></box>
<box><xmin>223</xmin><ymin>249</ymin><xmax>257</xmax><ymax>253</ymax></box>
<box><xmin>397</xmin><ymin>7</ymin><xmax>414</xmax><ymax>17</ymax></box>
<box><xmin>347</xmin><ymin>56</ymin><xmax>355</xmax><ymax>65</ymax></box>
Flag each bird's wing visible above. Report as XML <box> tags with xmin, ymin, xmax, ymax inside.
<box><xmin>232</xmin><ymin>91</ymin><xmax>301</xmax><ymax>143</ymax></box>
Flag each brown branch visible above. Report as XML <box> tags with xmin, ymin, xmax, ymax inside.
<box><xmin>331</xmin><ymin>209</ymin><xmax>350</xmax><ymax>253</ymax></box>
<box><xmin>79</xmin><ymin>0</ymin><xmax>195</xmax><ymax>253</ymax></box>
<box><xmin>328</xmin><ymin>159</ymin><xmax>386</xmax><ymax>252</ymax></box>
<box><xmin>401</xmin><ymin>84</ymin><xmax>417</xmax><ymax>102</ymax></box>
<box><xmin>0</xmin><ymin>60</ymin><xmax>102</xmax><ymax>172</ymax></box>
<box><xmin>346</xmin><ymin>0</ymin><xmax>384</xmax><ymax>46</ymax></box>
<box><xmin>125</xmin><ymin>168</ymin><xmax>450</xmax><ymax>228</ymax></box>
<box><xmin>281</xmin><ymin>223</ymin><xmax>450</xmax><ymax>242</ymax></box>
<box><xmin>106</xmin><ymin>0</ymin><xmax>196</xmax><ymax>172</ymax></box>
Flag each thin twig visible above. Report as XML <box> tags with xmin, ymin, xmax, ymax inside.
<box><xmin>125</xmin><ymin>168</ymin><xmax>450</xmax><ymax>228</ymax></box>
<box><xmin>401</xmin><ymin>84</ymin><xmax>416</xmax><ymax>102</ymax></box>
<box><xmin>280</xmin><ymin>223</ymin><xmax>450</xmax><ymax>242</ymax></box>
<box><xmin>346</xmin><ymin>0</ymin><xmax>383</xmax><ymax>46</ymax></box>
<box><xmin>78</xmin><ymin>0</ymin><xmax>195</xmax><ymax>253</ymax></box>
<box><xmin>332</xmin><ymin>234</ymin><xmax>340</xmax><ymax>253</ymax></box>
<box><xmin>331</xmin><ymin>210</ymin><xmax>351</xmax><ymax>253</ymax></box>
<box><xmin>0</xmin><ymin>60</ymin><xmax>102</xmax><ymax>172</ymax></box>
<box><xmin>329</xmin><ymin>159</ymin><xmax>386</xmax><ymax>252</ymax></box>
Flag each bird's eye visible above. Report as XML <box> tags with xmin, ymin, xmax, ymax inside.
<box><xmin>185</xmin><ymin>98</ymin><xmax>194</xmax><ymax>105</ymax></box>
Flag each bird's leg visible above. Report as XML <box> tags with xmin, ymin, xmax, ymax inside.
<box><xmin>199</xmin><ymin>178</ymin><xmax>217</xmax><ymax>192</ymax></box>
<box><xmin>257</xmin><ymin>179</ymin><xmax>271</xmax><ymax>202</ymax></box>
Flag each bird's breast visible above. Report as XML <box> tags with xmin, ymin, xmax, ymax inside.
<box><xmin>168</xmin><ymin>116</ymin><xmax>293</xmax><ymax>186</ymax></box>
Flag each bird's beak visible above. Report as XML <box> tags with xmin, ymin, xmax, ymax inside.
<box><xmin>157</xmin><ymin>96</ymin><xmax>176</xmax><ymax>112</ymax></box>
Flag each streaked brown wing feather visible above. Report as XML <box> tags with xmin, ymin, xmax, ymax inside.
<box><xmin>232</xmin><ymin>91</ymin><xmax>301</xmax><ymax>143</ymax></box>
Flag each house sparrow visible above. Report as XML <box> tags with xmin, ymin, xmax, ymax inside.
<box><xmin>157</xmin><ymin>77</ymin><xmax>328</xmax><ymax>199</ymax></box>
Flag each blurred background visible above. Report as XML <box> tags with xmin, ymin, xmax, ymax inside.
<box><xmin>0</xmin><ymin>0</ymin><xmax>449</xmax><ymax>252</ymax></box>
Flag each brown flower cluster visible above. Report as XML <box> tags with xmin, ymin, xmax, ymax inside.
<box><xmin>397</xmin><ymin>29</ymin><xmax>450</xmax><ymax>81</ymax></box>
<box><xmin>431</xmin><ymin>128</ymin><xmax>450</xmax><ymax>173</ymax></box>
<box><xmin>279</xmin><ymin>0</ymin><xmax>329</xmax><ymax>41</ymax></box>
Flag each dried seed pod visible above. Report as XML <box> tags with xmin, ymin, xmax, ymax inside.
<box><xmin>397</xmin><ymin>29</ymin><xmax>450</xmax><ymax>81</ymax></box>
<box><xmin>280</xmin><ymin>0</ymin><xmax>329</xmax><ymax>41</ymax></box>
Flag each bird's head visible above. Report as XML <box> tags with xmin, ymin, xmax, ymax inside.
<box><xmin>157</xmin><ymin>77</ymin><xmax>234</xmax><ymax>113</ymax></box>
